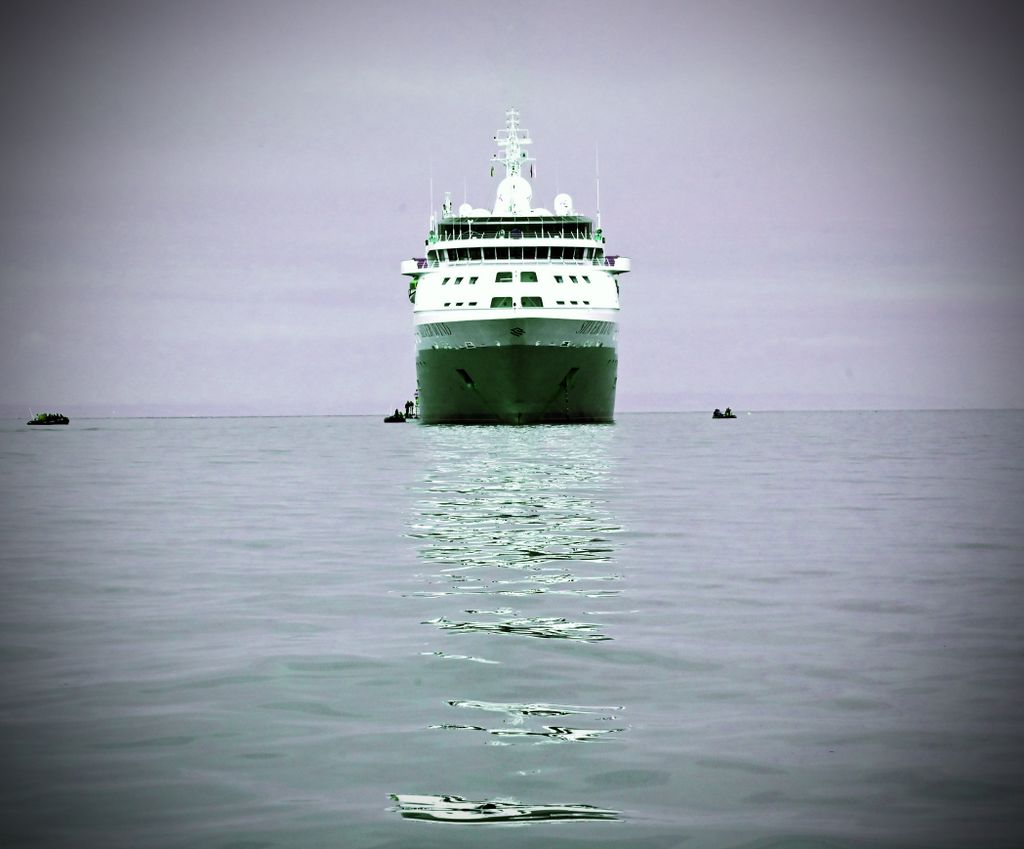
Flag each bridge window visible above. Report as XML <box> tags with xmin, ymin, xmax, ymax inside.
<box><xmin>554</xmin><ymin>275</ymin><xmax>564</xmax><ymax>284</ymax></box>
<box><xmin>468</xmin><ymin>276</ymin><xmax>478</xmax><ymax>285</ymax></box>
<box><xmin>454</xmin><ymin>277</ymin><xmax>463</xmax><ymax>285</ymax></box>
<box><xmin>495</xmin><ymin>272</ymin><xmax>513</xmax><ymax>283</ymax></box>
<box><xmin>570</xmin><ymin>275</ymin><xmax>579</xmax><ymax>284</ymax></box>
<box><xmin>582</xmin><ymin>275</ymin><xmax>591</xmax><ymax>284</ymax></box>
<box><xmin>490</xmin><ymin>296</ymin><xmax>513</xmax><ymax>308</ymax></box>
<box><xmin>521</xmin><ymin>296</ymin><xmax>543</xmax><ymax>308</ymax></box>
<box><xmin>520</xmin><ymin>271</ymin><xmax>538</xmax><ymax>283</ymax></box>
<box><xmin>441</xmin><ymin>277</ymin><xmax>450</xmax><ymax>285</ymax></box>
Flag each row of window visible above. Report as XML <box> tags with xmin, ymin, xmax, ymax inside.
<box><xmin>441</xmin><ymin>271</ymin><xmax>592</xmax><ymax>285</ymax></box>
<box><xmin>428</xmin><ymin>246</ymin><xmax>602</xmax><ymax>263</ymax></box>
<box><xmin>438</xmin><ymin>297</ymin><xmax>593</xmax><ymax>308</ymax></box>
<box><xmin>437</xmin><ymin>221</ymin><xmax>593</xmax><ymax>241</ymax></box>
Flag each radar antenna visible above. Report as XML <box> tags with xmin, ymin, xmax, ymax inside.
<box><xmin>490</xmin><ymin>107</ymin><xmax>535</xmax><ymax>179</ymax></box>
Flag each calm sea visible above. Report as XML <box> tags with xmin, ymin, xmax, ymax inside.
<box><xmin>1</xmin><ymin>411</ymin><xmax>1022</xmax><ymax>848</ymax></box>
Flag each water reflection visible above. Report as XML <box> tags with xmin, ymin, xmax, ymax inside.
<box><xmin>424</xmin><ymin>613</ymin><xmax>612</xmax><ymax>642</ymax></box>
<box><xmin>394</xmin><ymin>425</ymin><xmax>623</xmax><ymax>822</ymax></box>
<box><xmin>408</xmin><ymin>426</ymin><xmax>622</xmax><ymax>636</ymax></box>
<box><xmin>431</xmin><ymin>723</ymin><xmax>624</xmax><ymax>744</ymax></box>
<box><xmin>447</xmin><ymin>699</ymin><xmax>622</xmax><ymax>718</ymax></box>
<box><xmin>431</xmin><ymin>700</ymin><xmax>625</xmax><ymax>746</ymax></box>
<box><xmin>391</xmin><ymin>793</ymin><xmax>619</xmax><ymax>823</ymax></box>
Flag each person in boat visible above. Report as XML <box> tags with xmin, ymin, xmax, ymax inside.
<box><xmin>713</xmin><ymin>408</ymin><xmax>722</xmax><ymax>417</ymax></box>
<box><xmin>724</xmin><ymin>407</ymin><xmax>732</xmax><ymax>416</ymax></box>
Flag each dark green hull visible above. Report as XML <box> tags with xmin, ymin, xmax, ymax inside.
<box><xmin>416</xmin><ymin>344</ymin><xmax>617</xmax><ymax>424</ymax></box>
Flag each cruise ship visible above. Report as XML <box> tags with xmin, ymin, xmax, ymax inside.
<box><xmin>400</xmin><ymin>108</ymin><xmax>630</xmax><ymax>424</ymax></box>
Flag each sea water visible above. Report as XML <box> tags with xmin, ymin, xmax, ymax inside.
<box><xmin>1</xmin><ymin>411</ymin><xmax>1022</xmax><ymax>848</ymax></box>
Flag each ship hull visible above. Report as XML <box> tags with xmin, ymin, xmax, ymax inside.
<box><xmin>416</xmin><ymin>336</ymin><xmax>617</xmax><ymax>425</ymax></box>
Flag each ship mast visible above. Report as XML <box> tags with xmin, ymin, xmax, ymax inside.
<box><xmin>490</xmin><ymin>107</ymin><xmax>535</xmax><ymax>179</ymax></box>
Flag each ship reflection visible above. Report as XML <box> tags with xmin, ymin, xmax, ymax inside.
<box><xmin>395</xmin><ymin>425</ymin><xmax>625</xmax><ymax>822</ymax></box>
<box><xmin>408</xmin><ymin>424</ymin><xmax>624</xmax><ymax>727</ymax></box>
<box><xmin>408</xmin><ymin>425</ymin><xmax>622</xmax><ymax>615</ymax></box>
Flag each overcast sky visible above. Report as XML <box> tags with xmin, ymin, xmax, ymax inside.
<box><xmin>1</xmin><ymin>0</ymin><xmax>1022</xmax><ymax>415</ymax></box>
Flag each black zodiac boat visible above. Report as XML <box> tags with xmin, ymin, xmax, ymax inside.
<box><xmin>27</xmin><ymin>413</ymin><xmax>69</xmax><ymax>426</ymax></box>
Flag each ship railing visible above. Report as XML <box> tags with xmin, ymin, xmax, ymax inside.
<box><xmin>405</xmin><ymin>256</ymin><xmax>627</xmax><ymax>271</ymax></box>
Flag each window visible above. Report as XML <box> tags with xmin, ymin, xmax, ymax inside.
<box><xmin>441</xmin><ymin>277</ymin><xmax>449</xmax><ymax>285</ymax></box>
<box><xmin>583</xmin><ymin>300</ymin><xmax>590</xmax><ymax>305</ymax></box>
<box><xmin>570</xmin><ymin>276</ymin><xmax>579</xmax><ymax>284</ymax></box>
<box><xmin>443</xmin><ymin>302</ymin><xmax>451</xmax><ymax>306</ymax></box>
<box><xmin>456</xmin><ymin>302</ymin><xmax>464</xmax><ymax>306</ymax></box>
<box><xmin>490</xmin><ymin>296</ymin><xmax>513</xmax><ymax>308</ymax></box>
<box><xmin>495</xmin><ymin>272</ymin><xmax>513</xmax><ymax>283</ymax></box>
<box><xmin>521</xmin><ymin>271</ymin><xmax>538</xmax><ymax>283</ymax></box>
<box><xmin>554</xmin><ymin>275</ymin><xmax>564</xmax><ymax>284</ymax></box>
<box><xmin>454</xmin><ymin>277</ymin><xmax>463</xmax><ymax>285</ymax></box>
<box><xmin>556</xmin><ymin>300</ymin><xmax>565</xmax><ymax>305</ymax></box>
<box><xmin>570</xmin><ymin>300</ymin><xmax>578</xmax><ymax>305</ymax></box>
<box><xmin>484</xmin><ymin>247</ymin><xmax>497</xmax><ymax>260</ymax></box>
<box><xmin>468</xmin><ymin>276</ymin><xmax>478</xmax><ymax>285</ymax></box>
<box><xmin>582</xmin><ymin>276</ymin><xmax>591</xmax><ymax>284</ymax></box>
<box><xmin>521</xmin><ymin>296</ymin><xmax>543</xmax><ymax>308</ymax></box>
<box><xmin>468</xmin><ymin>301</ymin><xmax>478</xmax><ymax>306</ymax></box>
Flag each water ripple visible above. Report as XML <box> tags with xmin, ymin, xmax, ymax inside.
<box><xmin>447</xmin><ymin>699</ymin><xmax>622</xmax><ymax>718</ymax></box>
<box><xmin>424</xmin><ymin>615</ymin><xmax>611</xmax><ymax>642</ymax></box>
<box><xmin>419</xmin><ymin>651</ymin><xmax>500</xmax><ymax>665</ymax></box>
<box><xmin>431</xmin><ymin>723</ymin><xmax>623</xmax><ymax>743</ymax></box>
<box><xmin>390</xmin><ymin>793</ymin><xmax>619</xmax><ymax>823</ymax></box>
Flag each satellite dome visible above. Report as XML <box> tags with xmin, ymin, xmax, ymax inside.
<box><xmin>554</xmin><ymin>193</ymin><xmax>573</xmax><ymax>215</ymax></box>
<box><xmin>493</xmin><ymin>175</ymin><xmax>533</xmax><ymax>215</ymax></box>
<box><xmin>458</xmin><ymin>202</ymin><xmax>473</xmax><ymax>216</ymax></box>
